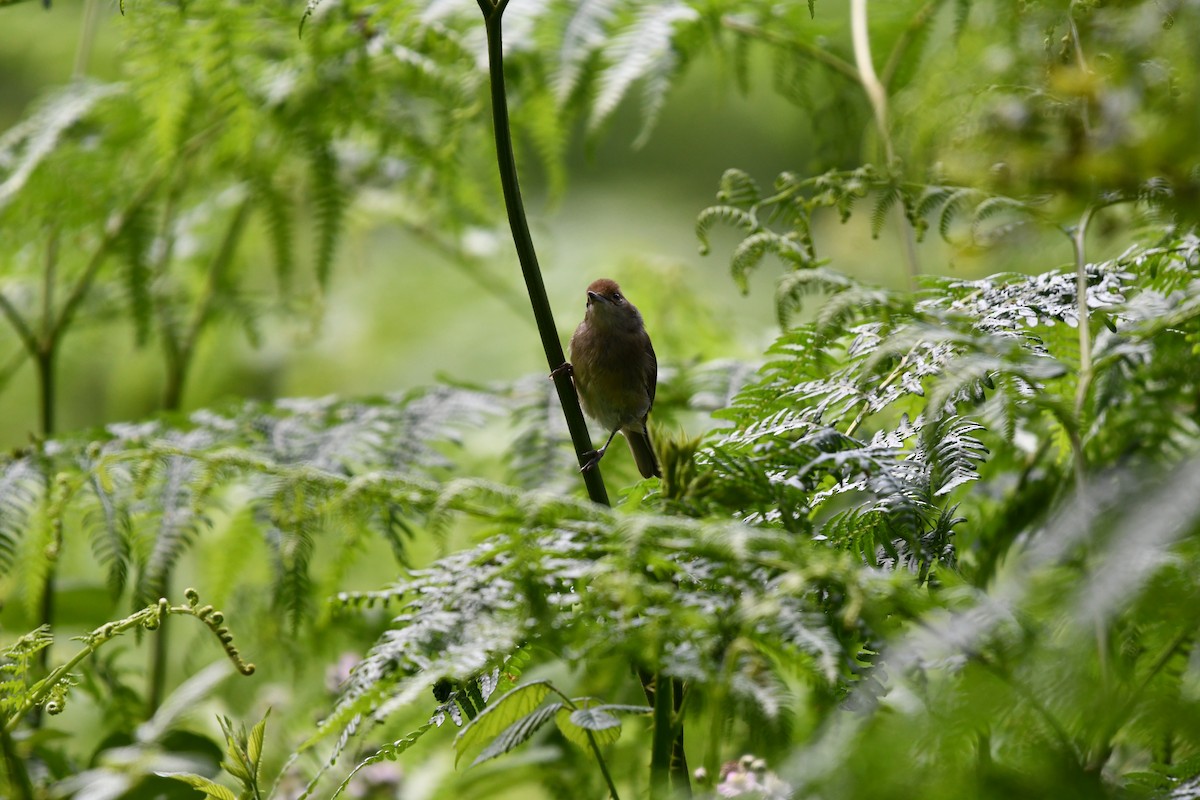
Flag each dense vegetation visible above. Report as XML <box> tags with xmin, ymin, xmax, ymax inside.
<box><xmin>2</xmin><ymin>0</ymin><xmax>1199</xmax><ymax>798</ymax></box>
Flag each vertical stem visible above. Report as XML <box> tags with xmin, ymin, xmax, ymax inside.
<box><xmin>649</xmin><ymin>672</ymin><xmax>675</xmax><ymax>800</ymax></box>
<box><xmin>39</xmin><ymin>230</ymin><xmax>58</xmax><ymax>438</ymax></box>
<box><xmin>147</xmin><ymin>576</ymin><xmax>170</xmax><ymax>714</ymax></box>
<box><xmin>850</xmin><ymin>0</ymin><xmax>919</xmax><ymax>287</ymax></box>
<box><xmin>0</xmin><ymin>728</ymin><xmax>35</xmax><ymax>800</ymax></box>
<box><xmin>584</xmin><ymin>728</ymin><xmax>622</xmax><ymax>800</ymax></box>
<box><xmin>1069</xmin><ymin>205</ymin><xmax>1107</xmax><ymax>687</ymax></box>
<box><xmin>73</xmin><ymin>0</ymin><xmax>103</xmax><ymax>79</ymax></box>
<box><xmin>477</xmin><ymin>0</ymin><xmax>609</xmax><ymax>507</ymax></box>
<box><xmin>34</xmin><ymin>230</ymin><xmax>60</xmax><ymax>705</ymax></box>
<box><xmin>850</xmin><ymin>0</ymin><xmax>892</xmax><ymax>165</ymax></box>
<box><xmin>1072</xmin><ymin>207</ymin><xmax>1095</xmax><ymax>389</ymax></box>
<box><xmin>670</xmin><ymin>677</ymin><xmax>690</xmax><ymax>796</ymax></box>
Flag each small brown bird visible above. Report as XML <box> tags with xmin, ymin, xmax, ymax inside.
<box><xmin>562</xmin><ymin>278</ymin><xmax>661</xmax><ymax>478</ymax></box>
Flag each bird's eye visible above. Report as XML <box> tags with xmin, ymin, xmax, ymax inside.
<box><xmin>612</xmin><ymin>293</ymin><xmax>623</xmax><ymax>302</ymax></box>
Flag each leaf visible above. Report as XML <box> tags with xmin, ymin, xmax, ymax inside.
<box><xmin>454</xmin><ymin>680</ymin><xmax>551</xmax><ymax>766</ymax></box>
<box><xmin>588</xmin><ymin>3</ymin><xmax>699</xmax><ymax>136</ymax></box>
<box><xmin>870</xmin><ymin>186</ymin><xmax>900</xmax><ymax>239</ymax></box>
<box><xmin>304</xmin><ymin>134</ymin><xmax>345</xmax><ymax>289</ymax></box>
<box><xmin>569</xmin><ymin>706</ymin><xmax>622</xmax><ymax>731</ymax></box>
<box><xmin>156</xmin><ymin>773</ymin><xmax>238</xmax><ymax>800</ymax></box>
<box><xmin>0</xmin><ymin>81</ymin><xmax>124</xmax><ymax>209</ymax></box>
<box><xmin>695</xmin><ymin>205</ymin><xmax>754</xmax><ymax>256</ymax></box>
<box><xmin>470</xmin><ymin>702</ymin><xmax>563</xmax><ymax>767</ymax></box>
<box><xmin>247</xmin><ymin>710</ymin><xmax>269</xmax><ymax>778</ymax></box>
<box><xmin>555</xmin><ymin>704</ymin><xmax>621</xmax><ymax>752</ymax></box>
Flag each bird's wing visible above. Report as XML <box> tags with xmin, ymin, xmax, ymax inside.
<box><xmin>644</xmin><ymin>333</ymin><xmax>658</xmax><ymax>412</ymax></box>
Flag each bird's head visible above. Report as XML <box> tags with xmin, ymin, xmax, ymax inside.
<box><xmin>584</xmin><ymin>278</ymin><xmax>642</xmax><ymax>330</ymax></box>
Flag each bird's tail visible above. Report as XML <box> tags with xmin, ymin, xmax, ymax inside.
<box><xmin>623</xmin><ymin>427</ymin><xmax>661</xmax><ymax>479</ymax></box>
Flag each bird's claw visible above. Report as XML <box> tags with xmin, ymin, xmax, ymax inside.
<box><xmin>549</xmin><ymin>362</ymin><xmax>573</xmax><ymax>380</ymax></box>
<box><xmin>579</xmin><ymin>449</ymin><xmax>603</xmax><ymax>473</ymax></box>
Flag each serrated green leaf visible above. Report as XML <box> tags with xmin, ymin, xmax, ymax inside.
<box><xmin>555</xmin><ymin>701</ymin><xmax>625</xmax><ymax>752</ymax></box>
<box><xmin>156</xmin><ymin>772</ymin><xmax>238</xmax><ymax>800</ymax></box>
<box><xmin>248</xmin><ymin>709</ymin><xmax>269</xmax><ymax>776</ymax></box>
<box><xmin>454</xmin><ymin>680</ymin><xmax>551</xmax><ymax>766</ymax></box>
<box><xmin>471</xmin><ymin>702</ymin><xmax>563</xmax><ymax>767</ymax></box>
<box><xmin>569</xmin><ymin>706</ymin><xmax>621</xmax><ymax>731</ymax></box>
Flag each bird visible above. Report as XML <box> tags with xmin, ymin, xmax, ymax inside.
<box><xmin>560</xmin><ymin>278</ymin><xmax>661</xmax><ymax>478</ymax></box>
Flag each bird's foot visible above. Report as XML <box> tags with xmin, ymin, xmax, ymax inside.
<box><xmin>549</xmin><ymin>362</ymin><xmax>573</xmax><ymax>380</ymax></box>
<box><xmin>579</xmin><ymin>448</ymin><xmax>605</xmax><ymax>473</ymax></box>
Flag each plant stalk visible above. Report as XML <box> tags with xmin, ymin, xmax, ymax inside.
<box><xmin>0</xmin><ymin>728</ymin><xmax>34</xmax><ymax>800</ymax></box>
<box><xmin>476</xmin><ymin>0</ymin><xmax>609</xmax><ymax>506</ymax></box>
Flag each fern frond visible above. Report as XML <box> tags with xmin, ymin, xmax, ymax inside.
<box><xmin>250</xmin><ymin>170</ymin><xmax>296</xmax><ymax>287</ymax></box>
<box><xmin>305</xmin><ymin>136</ymin><xmax>346</xmax><ymax>289</ymax></box>
<box><xmin>695</xmin><ymin>204</ymin><xmax>755</xmax><ymax>256</ymax></box>
<box><xmin>0</xmin><ymin>80</ymin><xmax>125</xmax><ymax>209</ymax></box>
<box><xmin>136</xmin><ymin>453</ymin><xmax>211</xmax><ymax>607</ymax></box>
<box><xmin>776</xmin><ymin>268</ymin><xmax>858</xmax><ymax>328</ymax></box>
<box><xmin>870</xmin><ymin>185</ymin><xmax>901</xmax><ymax>239</ymax></box>
<box><xmin>731</xmin><ymin>231</ymin><xmax>808</xmax><ymax>292</ymax></box>
<box><xmin>84</xmin><ymin>462</ymin><xmax>134</xmax><ymax>598</ymax></box>
<box><xmin>265</xmin><ymin>520</ymin><xmax>315</xmax><ymax>633</ymax></box>
<box><xmin>587</xmin><ymin>2</ymin><xmax>699</xmax><ymax>137</ymax></box>
<box><xmin>553</xmin><ymin>0</ymin><xmax>622</xmax><ymax>103</ymax></box>
<box><xmin>118</xmin><ymin>199</ymin><xmax>156</xmax><ymax>346</ymax></box>
<box><xmin>0</xmin><ymin>456</ymin><xmax>42</xmax><ymax>575</ymax></box>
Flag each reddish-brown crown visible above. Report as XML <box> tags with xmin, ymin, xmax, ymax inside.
<box><xmin>586</xmin><ymin>278</ymin><xmax>622</xmax><ymax>298</ymax></box>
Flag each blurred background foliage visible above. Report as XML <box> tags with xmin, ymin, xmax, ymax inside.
<box><xmin>1</xmin><ymin>0</ymin><xmax>1199</xmax><ymax>798</ymax></box>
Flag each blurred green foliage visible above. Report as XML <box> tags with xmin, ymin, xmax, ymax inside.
<box><xmin>1</xmin><ymin>0</ymin><xmax>1199</xmax><ymax>798</ymax></box>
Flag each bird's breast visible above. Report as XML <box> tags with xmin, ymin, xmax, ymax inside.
<box><xmin>569</xmin><ymin>322</ymin><xmax>652</xmax><ymax>431</ymax></box>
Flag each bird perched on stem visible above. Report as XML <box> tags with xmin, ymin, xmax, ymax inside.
<box><xmin>555</xmin><ymin>278</ymin><xmax>661</xmax><ymax>478</ymax></box>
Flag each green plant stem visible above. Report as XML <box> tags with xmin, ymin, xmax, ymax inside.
<box><xmin>1071</xmin><ymin>206</ymin><xmax>1095</xmax><ymax>405</ymax></box>
<box><xmin>670</xmin><ymin>677</ymin><xmax>690</xmax><ymax>796</ymax></box>
<box><xmin>719</xmin><ymin>16</ymin><xmax>860</xmax><ymax>82</ymax></box>
<box><xmin>544</xmin><ymin>686</ymin><xmax>623</xmax><ymax>800</ymax></box>
<box><xmin>648</xmin><ymin>672</ymin><xmax>676</xmax><ymax>799</ymax></box>
<box><xmin>5</xmin><ymin>597</ymin><xmax>254</xmax><ymax>733</ymax></box>
<box><xmin>880</xmin><ymin>0</ymin><xmax>941</xmax><ymax>89</ymax></box>
<box><xmin>849</xmin><ymin>0</ymin><xmax>919</xmax><ymax>286</ymax></box>
<box><xmin>475</xmin><ymin>0</ymin><xmax>608</xmax><ymax>506</ymax></box>
<box><xmin>585</xmin><ymin>728</ymin><xmax>622</xmax><ymax>800</ymax></box>
<box><xmin>161</xmin><ymin>197</ymin><xmax>254</xmax><ymax>411</ymax></box>
<box><xmin>73</xmin><ymin>0</ymin><xmax>102</xmax><ymax>79</ymax></box>
<box><xmin>0</xmin><ymin>727</ymin><xmax>34</xmax><ymax>800</ymax></box>
<box><xmin>403</xmin><ymin>221</ymin><xmax>532</xmax><ymax>323</ymax></box>
<box><xmin>850</xmin><ymin>0</ymin><xmax>891</xmax><ymax>165</ymax></box>
<box><xmin>147</xmin><ymin>576</ymin><xmax>170</xmax><ymax>715</ymax></box>
<box><xmin>976</xmin><ymin>656</ymin><xmax>1078</xmax><ymax>762</ymax></box>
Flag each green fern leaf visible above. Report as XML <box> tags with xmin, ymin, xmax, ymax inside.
<box><xmin>554</xmin><ymin>0</ymin><xmax>622</xmax><ymax>103</ymax></box>
<box><xmin>0</xmin><ymin>80</ymin><xmax>124</xmax><ymax>209</ymax></box>
<box><xmin>870</xmin><ymin>185</ymin><xmax>901</xmax><ymax>239</ymax></box>
<box><xmin>588</xmin><ymin>3</ymin><xmax>699</xmax><ymax>137</ymax></box>
<box><xmin>305</xmin><ymin>136</ymin><xmax>345</xmax><ymax>289</ymax></box>
<box><xmin>250</xmin><ymin>171</ymin><xmax>295</xmax><ymax>287</ymax></box>
<box><xmin>695</xmin><ymin>204</ymin><xmax>754</xmax><ymax>256</ymax></box>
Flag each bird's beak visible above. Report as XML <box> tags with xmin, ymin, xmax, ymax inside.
<box><xmin>587</xmin><ymin>291</ymin><xmax>609</xmax><ymax>306</ymax></box>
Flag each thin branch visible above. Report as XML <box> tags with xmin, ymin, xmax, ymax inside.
<box><xmin>0</xmin><ymin>293</ymin><xmax>39</xmax><ymax>355</ymax></box>
<box><xmin>478</xmin><ymin>1</ymin><xmax>609</xmax><ymax>505</ymax></box>
<box><xmin>401</xmin><ymin>221</ymin><xmax>531</xmax><ymax>323</ymax></box>
<box><xmin>720</xmin><ymin>16</ymin><xmax>860</xmax><ymax>83</ymax></box>
<box><xmin>182</xmin><ymin>197</ymin><xmax>253</xmax><ymax>361</ymax></box>
<box><xmin>850</xmin><ymin>0</ymin><xmax>892</xmax><ymax>165</ymax></box>
<box><xmin>880</xmin><ymin>0</ymin><xmax>941</xmax><ymax>89</ymax></box>
<box><xmin>50</xmin><ymin>174</ymin><xmax>165</xmax><ymax>344</ymax></box>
